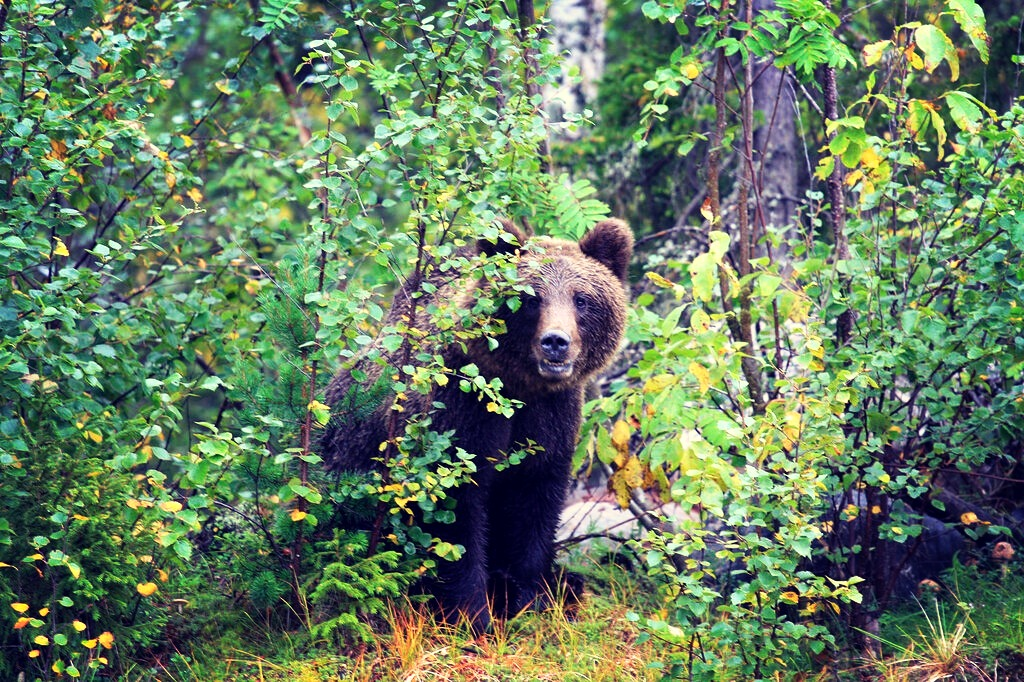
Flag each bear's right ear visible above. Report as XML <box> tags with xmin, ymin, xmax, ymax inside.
<box><xmin>580</xmin><ymin>218</ymin><xmax>634</xmax><ymax>283</ymax></box>
<box><xmin>477</xmin><ymin>218</ymin><xmax>527</xmax><ymax>257</ymax></box>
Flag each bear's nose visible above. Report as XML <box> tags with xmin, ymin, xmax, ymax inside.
<box><xmin>540</xmin><ymin>330</ymin><xmax>571</xmax><ymax>361</ymax></box>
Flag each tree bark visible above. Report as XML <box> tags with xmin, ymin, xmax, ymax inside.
<box><xmin>542</xmin><ymin>0</ymin><xmax>608</xmax><ymax>141</ymax></box>
<box><xmin>750</xmin><ymin>0</ymin><xmax>799</xmax><ymax>263</ymax></box>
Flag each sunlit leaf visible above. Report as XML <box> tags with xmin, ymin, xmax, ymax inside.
<box><xmin>914</xmin><ymin>25</ymin><xmax>958</xmax><ymax>80</ymax></box>
<box><xmin>136</xmin><ymin>582</ymin><xmax>158</xmax><ymax>596</ymax></box>
<box><xmin>948</xmin><ymin>0</ymin><xmax>989</xmax><ymax>63</ymax></box>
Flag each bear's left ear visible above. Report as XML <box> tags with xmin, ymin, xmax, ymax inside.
<box><xmin>478</xmin><ymin>218</ymin><xmax>527</xmax><ymax>257</ymax></box>
<box><xmin>580</xmin><ymin>219</ymin><xmax>634</xmax><ymax>283</ymax></box>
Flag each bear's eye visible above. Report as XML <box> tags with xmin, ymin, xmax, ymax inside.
<box><xmin>574</xmin><ymin>294</ymin><xmax>590</xmax><ymax>311</ymax></box>
<box><xmin>522</xmin><ymin>295</ymin><xmax>541</xmax><ymax>312</ymax></box>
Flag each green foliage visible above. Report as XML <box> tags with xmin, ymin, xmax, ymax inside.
<box><xmin>0</xmin><ymin>0</ymin><xmax>224</xmax><ymax>675</ymax></box>
<box><xmin>582</xmin><ymin>240</ymin><xmax>865</xmax><ymax>678</ymax></box>
<box><xmin>255</xmin><ymin>0</ymin><xmax>303</xmax><ymax>37</ymax></box>
<box><xmin>308</xmin><ymin>531</ymin><xmax>414</xmax><ymax>645</ymax></box>
<box><xmin>2</xmin><ymin>0</ymin><xmax>1022</xmax><ymax>676</ymax></box>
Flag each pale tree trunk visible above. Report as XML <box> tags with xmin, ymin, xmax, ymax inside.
<box><xmin>749</xmin><ymin>0</ymin><xmax>799</xmax><ymax>264</ymax></box>
<box><xmin>542</xmin><ymin>0</ymin><xmax>608</xmax><ymax>142</ymax></box>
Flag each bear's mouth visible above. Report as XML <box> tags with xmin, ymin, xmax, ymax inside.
<box><xmin>538</xmin><ymin>359</ymin><xmax>574</xmax><ymax>379</ymax></box>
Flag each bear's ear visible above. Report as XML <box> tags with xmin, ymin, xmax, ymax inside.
<box><xmin>477</xmin><ymin>218</ymin><xmax>527</xmax><ymax>257</ymax></box>
<box><xmin>580</xmin><ymin>219</ymin><xmax>634</xmax><ymax>283</ymax></box>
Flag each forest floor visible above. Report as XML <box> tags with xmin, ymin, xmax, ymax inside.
<box><xmin>127</xmin><ymin>553</ymin><xmax>1024</xmax><ymax>682</ymax></box>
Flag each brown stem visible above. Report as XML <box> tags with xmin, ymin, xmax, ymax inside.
<box><xmin>708</xmin><ymin>38</ymin><xmax>765</xmax><ymax>415</ymax></box>
<box><xmin>821</xmin><ymin>2</ymin><xmax>853</xmax><ymax>345</ymax></box>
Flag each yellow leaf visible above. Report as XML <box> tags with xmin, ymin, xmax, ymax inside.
<box><xmin>609</xmin><ymin>456</ymin><xmax>645</xmax><ymax>509</ymax></box>
<box><xmin>34</xmin><ymin>635</ymin><xmax>49</xmax><ymax>646</ymax></box>
<box><xmin>700</xmin><ymin>197</ymin><xmax>715</xmax><ymax>223</ymax></box>
<box><xmin>28</xmin><ymin>649</ymin><xmax>40</xmax><ymax>658</ymax></box>
<box><xmin>307</xmin><ymin>399</ymin><xmax>331</xmax><ymax>426</ymax></box>
<box><xmin>682</xmin><ymin>60</ymin><xmax>701</xmax><ymax>80</ymax></box>
<box><xmin>780</xmin><ymin>591</ymin><xmax>800</xmax><ymax>605</ymax></box>
<box><xmin>68</xmin><ymin>562</ymin><xmax>80</xmax><ymax>579</ymax></box>
<box><xmin>156</xmin><ymin>568</ymin><xmax>169</xmax><ymax>582</ymax></box>
<box><xmin>98</xmin><ymin>631</ymin><xmax>114</xmax><ymax>649</ymax></box>
<box><xmin>434</xmin><ymin>373</ymin><xmax>449</xmax><ymax>387</ymax></box>
<box><xmin>83</xmin><ymin>430</ymin><xmax>103</xmax><ymax>443</ymax></box>
<box><xmin>289</xmin><ymin>509</ymin><xmax>308</xmax><ymax>522</ymax></box>
<box><xmin>136</xmin><ymin>582</ymin><xmax>158</xmax><ymax>597</ymax></box>
<box><xmin>53</xmin><ymin>237</ymin><xmax>70</xmax><ymax>257</ymax></box>
<box><xmin>688</xmin><ymin>361</ymin><xmax>711</xmax><ymax>396</ymax></box>
<box><xmin>159</xmin><ymin>500</ymin><xmax>183</xmax><ymax>513</ymax></box>
<box><xmin>180</xmin><ymin>133</ymin><xmax>193</xmax><ymax>147</ymax></box>
<box><xmin>165</xmin><ymin>170</ymin><xmax>176</xmax><ymax>190</ymax></box>
<box><xmin>14</xmin><ymin>617</ymin><xmax>30</xmax><ymax>629</ymax></box>
<box><xmin>186</xmin><ymin>187</ymin><xmax>203</xmax><ymax>203</ymax></box>
<box><xmin>960</xmin><ymin>511</ymin><xmax>979</xmax><ymax>526</ymax></box>
<box><xmin>72</xmin><ymin>620</ymin><xmax>87</xmax><ymax>632</ymax></box>
<box><xmin>11</xmin><ymin>602</ymin><xmax>29</xmax><ymax>613</ymax></box>
<box><xmin>610</xmin><ymin>420</ymin><xmax>631</xmax><ymax>466</ymax></box>
<box><xmin>82</xmin><ymin>639</ymin><xmax>97</xmax><ymax>650</ymax></box>
<box><xmin>38</xmin><ymin>607</ymin><xmax>49</xmax><ymax>617</ymax></box>
<box><xmin>645</xmin><ymin>271</ymin><xmax>675</xmax><ymax>289</ymax></box>
<box><xmin>782</xmin><ymin>410</ymin><xmax>802</xmax><ymax>450</ymax></box>
<box><xmin>485</xmin><ymin>401</ymin><xmax>501</xmax><ymax>413</ymax></box>
<box><xmin>643</xmin><ymin>373</ymin><xmax>677</xmax><ymax>394</ymax></box>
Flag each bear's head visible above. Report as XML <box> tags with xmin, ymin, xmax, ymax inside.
<box><xmin>473</xmin><ymin>219</ymin><xmax>634</xmax><ymax>396</ymax></box>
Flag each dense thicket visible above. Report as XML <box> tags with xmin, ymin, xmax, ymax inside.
<box><xmin>1</xmin><ymin>0</ymin><xmax>1022</xmax><ymax>679</ymax></box>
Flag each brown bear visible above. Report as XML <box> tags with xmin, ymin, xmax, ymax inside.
<box><xmin>322</xmin><ymin>218</ymin><xmax>633</xmax><ymax>633</ymax></box>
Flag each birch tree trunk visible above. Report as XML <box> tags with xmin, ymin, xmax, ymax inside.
<box><xmin>750</xmin><ymin>0</ymin><xmax>799</xmax><ymax>262</ymax></box>
<box><xmin>542</xmin><ymin>0</ymin><xmax>608</xmax><ymax>141</ymax></box>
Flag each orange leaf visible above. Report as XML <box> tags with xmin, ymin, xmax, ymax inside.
<box><xmin>136</xmin><ymin>582</ymin><xmax>158</xmax><ymax>597</ymax></box>
<box><xmin>98</xmin><ymin>631</ymin><xmax>114</xmax><ymax>649</ymax></box>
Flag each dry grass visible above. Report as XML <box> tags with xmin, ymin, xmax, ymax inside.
<box><xmin>350</xmin><ymin>584</ymin><xmax>661</xmax><ymax>682</ymax></box>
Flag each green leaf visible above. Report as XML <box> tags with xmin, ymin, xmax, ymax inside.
<box><xmin>914</xmin><ymin>25</ymin><xmax>958</xmax><ymax>80</ymax></box>
<box><xmin>945</xmin><ymin>91</ymin><xmax>991</xmax><ymax>133</ymax></box>
<box><xmin>948</xmin><ymin>0</ymin><xmax>989</xmax><ymax>63</ymax></box>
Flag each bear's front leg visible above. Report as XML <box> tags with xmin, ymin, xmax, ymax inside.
<box><xmin>421</xmin><ymin>480</ymin><xmax>492</xmax><ymax>634</ymax></box>
<box><xmin>486</xmin><ymin>463</ymin><xmax>572</xmax><ymax>617</ymax></box>
<box><xmin>422</xmin><ymin>387</ymin><xmax>511</xmax><ymax>634</ymax></box>
<box><xmin>486</xmin><ymin>391</ymin><xmax>580</xmax><ymax>617</ymax></box>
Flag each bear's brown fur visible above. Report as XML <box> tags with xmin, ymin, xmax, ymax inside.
<box><xmin>322</xmin><ymin>218</ymin><xmax>633</xmax><ymax>633</ymax></box>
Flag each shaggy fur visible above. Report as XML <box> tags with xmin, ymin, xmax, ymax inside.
<box><xmin>322</xmin><ymin>219</ymin><xmax>633</xmax><ymax>633</ymax></box>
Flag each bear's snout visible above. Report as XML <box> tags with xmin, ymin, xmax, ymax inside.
<box><xmin>537</xmin><ymin>329</ymin><xmax>576</xmax><ymax>379</ymax></box>
<box><xmin>540</xmin><ymin>330</ymin><xmax>571</xmax><ymax>361</ymax></box>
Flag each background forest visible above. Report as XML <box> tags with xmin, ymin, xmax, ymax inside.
<box><xmin>2</xmin><ymin>0</ymin><xmax>1024</xmax><ymax>680</ymax></box>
